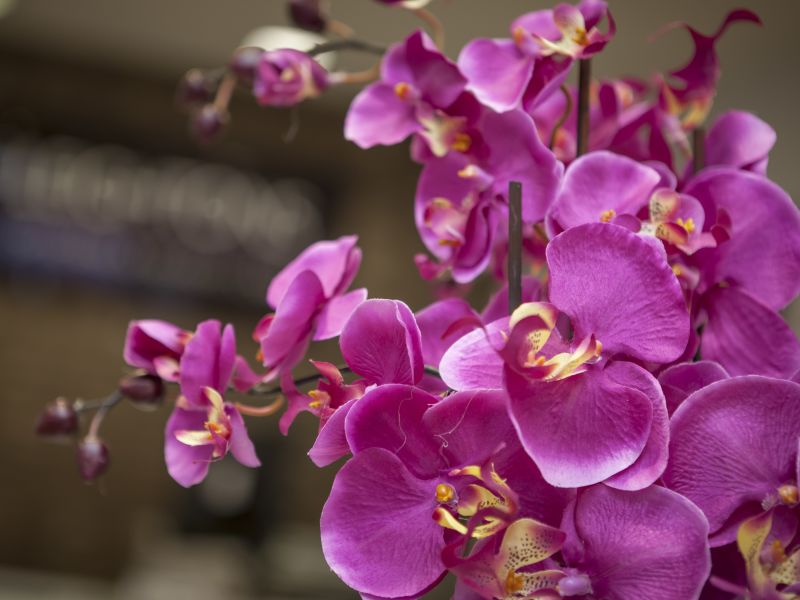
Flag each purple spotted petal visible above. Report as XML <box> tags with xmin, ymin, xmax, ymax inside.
<box><xmin>179</xmin><ymin>320</ymin><xmax>236</xmax><ymax>406</ymax></box>
<box><xmin>313</xmin><ymin>287</ymin><xmax>368</xmax><ymax>341</ymax></box>
<box><xmin>547</xmin><ymin>223</ymin><xmax>689</xmax><ymax>363</ymax></box>
<box><xmin>266</xmin><ymin>236</ymin><xmax>359</xmax><ymax>308</ymax></box>
<box><xmin>308</xmin><ymin>398</ymin><xmax>357</xmax><ymax>468</ymax></box>
<box><xmin>548</xmin><ymin>151</ymin><xmax>660</xmax><ymax>231</ymax></box>
<box><xmin>340</xmin><ymin>299</ymin><xmax>423</xmax><ymax>385</ymax></box>
<box><xmin>320</xmin><ymin>448</ymin><xmax>444</xmax><ymax>599</ymax></box>
<box><xmin>224</xmin><ymin>404</ymin><xmax>260</xmax><ymax>468</ymax></box>
<box><xmin>440</xmin><ymin>317</ymin><xmax>507</xmax><ymax>391</ymax></box>
<box><xmin>562</xmin><ymin>485</ymin><xmax>710</xmax><ymax>600</ymax></box>
<box><xmin>123</xmin><ymin>319</ymin><xmax>186</xmax><ymax>373</ymax></box>
<box><xmin>261</xmin><ymin>270</ymin><xmax>325</xmax><ymax>375</ymax></box>
<box><xmin>658</xmin><ymin>360</ymin><xmax>729</xmax><ymax>415</ymax></box>
<box><xmin>415</xmin><ymin>298</ymin><xmax>478</xmax><ymax>368</ymax></box>
<box><xmin>344</xmin><ymin>83</ymin><xmax>420</xmax><ymax>149</ymax></box>
<box><xmin>700</xmin><ymin>286</ymin><xmax>800</xmax><ymax>378</ymax></box>
<box><xmin>505</xmin><ymin>364</ymin><xmax>653</xmax><ymax>488</ymax></box>
<box><xmin>458</xmin><ymin>38</ymin><xmax>533</xmax><ymax>112</ymax></box>
<box><xmin>685</xmin><ymin>168</ymin><xmax>800</xmax><ymax>310</ymax></box>
<box><xmin>663</xmin><ymin>376</ymin><xmax>800</xmax><ymax>544</ymax></box>
<box><xmin>706</xmin><ymin>110</ymin><xmax>776</xmax><ymax>172</ymax></box>
<box><xmin>345</xmin><ymin>384</ymin><xmax>441</xmax><ymax>479</ymax></box>
<box><xmin>603</xmin><ymin>361</ymin><xmax>669</xmax><ymax>491</ymax></box>
<box><xmin>164</xmin><ymin>406</ymin><xmax>212</xmax><ymax>487</ymax></box>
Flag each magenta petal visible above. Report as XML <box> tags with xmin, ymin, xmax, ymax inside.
<box><xmin>314</xmin><ymin>287</ymin><xmax>368</xmax><ymax>341</ymax></box>
<box><xmin>658</xmin><ymin>360</ymin><xmax>729</xmax><ymax>415</ymax></box>
<box><xmin>548</xmin><ymin>151</ymin><xmax>660</xmax><ymax>231</ymax></box>
<box><xmin>482</xmin><ymin>277</ymin><xmax>542</xmax><ymax>323</ymax></box>
<box><xmin>345</xmin><ymin>384</ymin><xmax>442</xmax><ymax>479</ymax></box>
<box><xmin>685</xmin><ymin>168</ymin><xmax>800</xmax><ymax>310</ymax></box>
<box><xmin>451</xmin><ymin>198</ymin><xmax>500</xmax><ymax>284</ymax></box>
<box><xmin>261</xmin><ymin>270</ymin><xmax>325</xmax><ymax>374</ymax></box>
<box><xmin>224</xmin><ymin>405</ymin><xmax>260</xmax><ymax>468</ymax></box>
<box><xmin>308</xmin><ymin>398</ymin><xmax>357</xmax><ymax>467</ymax></box>
<box><xmin>320</xmin><ymin>448</ymin><xmax>444</xmax><ymax>599</ymax></box>
<box><xmin>506</xmin><ymin>365</ymin><xmax>652</xmax><ymax>488</ymax></box>
<box><xmin>344</xmin><ymin>82</ymin><xmax>420</xmax><ymax>149</ymax></box>
<box><xmin>340</xmin><ymin>299</ymin><xmax>423</xmax><ymax>385</ymax></box>
<box><xmin>701</xmin><ymin>286</ymin><xmax>800</xmax><ymax>378</ymax></box>
<box><xmin>415</xmin><ymin>298</ymin><xmax>478</xmax><ymax>368</ymax></box>
<box><xmin>706</xmin><ymin>110</ymin><xmax>776</xmax><ymax>171</ymax></box>
<box><xmin>180</xmin><ymin>320</ymin><xmax>235</xmax><ymax>406</ymax></box>
<box><xmin>563</xmin><ymin>485</ymin><xmax>710</xmax><ymax>600</ymax></box>
<box><xmin>422</xmin><ymin>389</ymin><xmax>513</xmax><ymax>469</ymax></box>
<box><xmin>663</xmin><ymin>376</ymin><xmax>800</xmax><ymax>543</ymax></box>
<box><xmin>266</xmin><ymin>235</ymin><xmax>359</xmax><ymax>308</ymax></box>
<box><xmin>164</xmin><ymin>406</ymin><xmax>212</xmax><ymax>487</ymax></box>
<box><xmin>458</xmin><ymin>38</ymin><xmax>532</xmax><ymax>112</ymax></box>
<box><xmin>547</xmin><ymin>223</ymin><xmax>689</xmax><ymax>363</ymax></box>
<box><xmin>123</xmin><ymin>319</ymin><xmax>185</xmax><ymax>372</ymax></box>
<box><xmin>440</xmin><ymin>317</ymin><xmax>507</xmax><ymax>391</ymax></box>
<box><xmin>602</xmin><ymin>362</ymin><xmax>669</xmax><ymax>491</ymax></box>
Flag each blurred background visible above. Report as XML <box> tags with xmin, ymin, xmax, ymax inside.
<box><xmin>1</xmin><ymin>1</ymin><xmax>798</xmax><ymax>598</ymax></box>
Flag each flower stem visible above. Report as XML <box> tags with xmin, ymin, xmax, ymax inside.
<box><xmin>86</xmin><ymin>391</ymin><xmax>124</xmax><ymax>440</ymax></box>
<box><xmin>412</xmin><ymin>8</ymin><xmax>445</xmax><ymax>50</ymax></box>
<box><xmin>508</xmin><ymin>181</ymin><xmax>523</xmax><ymax>315</ymax></box>
<box><xmin>692</xmin><ymin>127</ymin><xmax>705</xmax><ymax>174</ymax></box>
<box><xmin>576</xmin><ymin>59</ymin><xmax>592</xmax><ymax>157</ymax></box>
<box><xmin>549</xmin><ymin>85</ymin><xmax>573</xmax><ymax>151</ymax></box>
<box><xmin>308</xmin><ymin>39</ymin><xmax>386</xmax><ymax>57</ymax></box>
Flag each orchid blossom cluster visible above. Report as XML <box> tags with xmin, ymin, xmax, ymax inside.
<box><xmin>36</xmin><ymin>1</ymin><xmax>800</xmax><ymax>598</ymax></box>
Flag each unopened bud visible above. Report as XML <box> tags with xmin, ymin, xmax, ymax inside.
<box><xmin>119</xmin><ymin>373</ymin><xmax>164</xmax><ymax>405</ymax></box>
<box><xmin>229</xmin><ymin>47</ymin><xmax>263</xmax><ymax>82</ymax></box>
<box><xmin>36</xmin><ymin>398</ymin><xmax>78</xmax><ymax>437</ymax></box>
<box><xmin>176</xmin><ymin>69</ymin><xmax>214</xmax><ymax>109</ymax></box>
<box><xmin>191</xmin><ymin>104</ymin><xmax>228</xmax><ymax>143</ymax></box>
<box><xmin>77</xmin><ymin>437</ymin><xmax>109</xmax><ymax>482</ymax></box>
<box><xmin>288</xmin><ymin>0</ymin><xmax>327</xmax><ymax>32</ymax></box>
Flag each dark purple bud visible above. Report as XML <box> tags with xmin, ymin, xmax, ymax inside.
<box><xmin>229</xmin><ymin>47</ymin><xmax>264</xmax><ymax>82</ymax></box>
<box><xmin>36</xmin><ymin>398</ymin><xmax>79</xmax><ymax>437</ymax></box>
<box><xmin>176</xmin><ymin>69</ymin><xmax>214</xmax><ymax>109</ymax></box>
<box><xmin>118</xmin><ymin>373</ymin><xmax>164</xmax><ymax>404</ymax></box>
<box><xmin>77</xmin><ymin>437</ymin><xmax>110</xmax><ymax>482</ymax></box>
<box><xmin>288</xmin><ymin>0</ymin><xmax>327</xmax><ymax>32</ymax></box>
<box><xmin>190</xmin><ymin>104</ymin><xmax>228</xmax><ymax>143</ymax></box>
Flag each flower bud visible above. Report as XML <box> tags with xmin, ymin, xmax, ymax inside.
<box><xmin>77</xmin><ymin>437</ymin><xmax>110</xmax><ymax>482</ymax></box>
<box><xmin>118</xmin><ymin>373</ymin><xmax>164</xmax><ymax>405</ymax></box>
<box><xmin>229</xmin><ymin>47</ymin><xmax>264</xmax><ymax>82</ymax></box>
<box><xmin>190</xmin><ymin>104</ymin><xmax>228</xmax><ymax>143</ymax></box>
<box><xmin>253</xmin><ymin>49</ymin><xmax>329</xmax><ymax>107</ymax></box>
<box><xmin>288</xmin><ymin>0</ymin><xmax>327</xmax><ymax>33</ymax></box>
<box><xmin>36</xmin><ymin>398</ymin><xmax>79</xmax><ymax>437</ymax></box>
<box><xmin>176</xmin><ymin>69</ymin><xmax>214</xmax><ymax>109</ymax></box>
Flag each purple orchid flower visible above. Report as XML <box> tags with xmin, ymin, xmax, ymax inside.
<box><xmin>555</xmin><ymin>485</ymin><xmax>710</xmax><ymax>599</ymax></box>
<box><xmin>702</xmin><ymin>110</ymin><xmax>776</xmax><ymax>176</ymax></box>
<box><xmin>682</xmin><ymin>168</ymin><xmax>800</xmax><ymax>378</ymax></box>
<box><xmin>320</xmin><ymin>384</ymin><xmax>572</xmax><ymax>599</ymax></box>
<box><xmin>253</xmin><ymin>49</ymin><xmax>329</xmax><ymax>107</ymax></box>
<box><xmin>663</xmin><ymin>376</ymin><xmax>800</xmax><ymax>548</ymax></box>
<box><xmin>440</xmin><ymin>223</ymin><xmax>689</xmax><ymax>488</ymax></box>
<box><xmin>458</xmin><ymin>1</ymin><xmax>614</xmax><ymax>113</ymax></box>
<box><xmin>256</xmin><ymin>235</ymin><xmax>367</xmax><ymax>381</ymax></box>
<box><xmin>345</xmin><ymin>30</ymin><xmax>473</xmax><ymax>158</ymax></box>
<box><xmin>165</xmin><ymin>320</ymin><xmax>260</xmax><ymax>487</ymax></box>
<box><xmin>414</xmin><ymin>109</ymin><xmax>563</xmax><ymax>282</ymax></box>
<box><xmin>658</xmin><ymin>360</ymin><xmax>729</xmax><ymax>415</ymax></box>
<box><xmin>123</xmin><ymin>319</ymin><xmax>191</xmax><ymax>382</ymax></box>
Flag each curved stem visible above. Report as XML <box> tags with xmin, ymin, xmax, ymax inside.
<box><xmin>308</xmin><ymin>39</ymin><xmax>387</xmax><ymax>57</ymax></box>
<box><xmin>86</xmin><ymin>391</ymin><xmax>123</xmax><ymax>439</ymax></box>
<box><xmin>549</xmin><ymin>84</ymin><xmax>573</xmax><ymax>151</ymax></box>
<box><xmin>327</xmin><ymin>19</ymin><xmax>355</xmax><ymax>39</ymax></box>
<box><xmin>212</xmin><ymin>72</ymin><xmax>237</xmax><ymax>114</ymax></box>
<box><xmin>412</xmin><ymin>8</ymin><xmax>445</xmax><ymax>50</ymax></box>
<box><xmin>236</xmin><ymin>396</ymin><xmax>284</xmax><ymax>417</ymax></box>
<box><xmin>329</xmin><ymin>63</ymin><xmax>381</xmax><ymax>85</ymax></box>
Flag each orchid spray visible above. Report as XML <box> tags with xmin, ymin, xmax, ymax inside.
<box><xmin>37</xmin><ymin>1</ymin><xmax>800</xmax><ymax>598</ymax></box>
